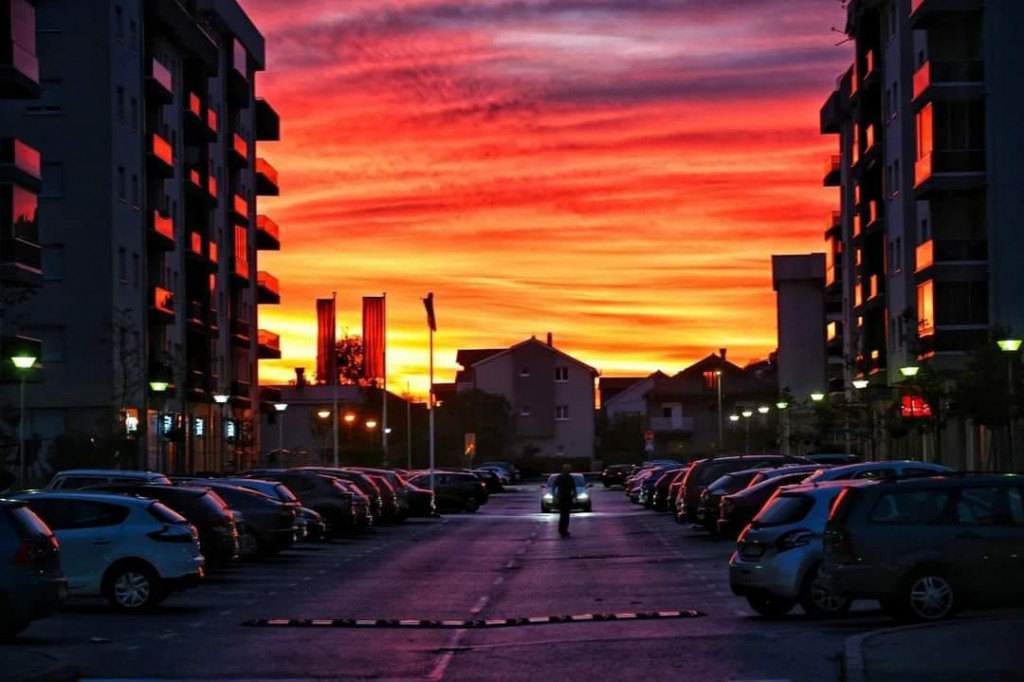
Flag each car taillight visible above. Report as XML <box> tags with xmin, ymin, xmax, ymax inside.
<box><xmin>147</xmin><ymin>525</ymin><xmax>196</xmax><ymax>543</ymax></box>
<box><xmin>776</xmin><ymin>528</ymin><xmax>813</xmax><ymax>552</ymax></box>
<box><xmin>12</xmin><ymin>537</ymin><xmax>58</xmax><ymax>565</ymax></box>
<box><xmin>721</xmin><ymin>498</ymin><xmax>734</xmax><ymax>514</ymax></box>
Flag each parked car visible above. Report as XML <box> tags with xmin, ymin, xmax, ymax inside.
<box><xmin>240</xmin><ymin>472</ymin><xmax>354</xmax><ymax>537</ymax></box>
<box><xmin>823</xmin><ymin>474</ymin><xmax>1024</xmax><ymax>622</ymax></box>
<box><xmin>473</xmin><ymin>469</ymin><xmax>505</xmax><ymax>493</ymax></box>
<box><xmin>474</xmin><ymin>465</ymin><xmax>511</xmax><ymax>486</ymax></box>
<box><xmin>803</xmin><ymin>454</ymin><xmax>860</xmax><ymax>466</ymax></box>
<box><xmin>180</xmin><ymin>482</ymin><xmax>296</xmax><ymax>558</ymax></box>
<box><xmin>804</xmin><ymin>460</ymin><xmax>951</xmax><ymax>484</ymax></box>
<box><xmin>85</xmin><ymin>483</ymin><xmax>239</xmax><ymax>566</ymax></box>
<box><xmin>403</xmin><ymin>483</ymin><xmax>437</xmax><ymax>517</ymax></box>
<box><xmin>601</xmin><ymin>464</ymin><xmax>634</xmax><ymax>488</ymax></box>
<box><xmin>13</xmin><ymin>491</ymin><xmax>203</xmax><ymax>610</ymax></box>
<box><xmin>332</xmin><ymin>479</ymin><xmax>373</xmax><ymax>526</ymax></box>
<box><xmin>651</xmin><ymin>468</ymin><xmax>686</xmax><ymax>511</ymax></box>
<box><xmin>294</xmin><ymin>468</ymin><xmax>385</xmax><ymax>521</ymax></box>
<box><xmin>677</xmin><ymin>455</ymin><xmax>806</xmax><ymax>523</ymax></box>
<box><xmin>364</xmin><ymin>474</ymin><xmax>401</xmax><ymax>522</ymax></box>
<box><xmin>407</xmin><ymin>471</ymin><xmax>488</xmax><ymax>513</ymax></box>
<box><xmin>46</xmin><ymin>469</ymin><xmax>171</xmax><ymax>490</ymax></box>
<box><xmin>540</xmin><ymin>473</ymin><xmax>593</xmax><ymax>513</ymax></box>
<box><xmin>729</xmin><ymin>480</ymin><xmax>877</xmax><ymax>618</ymax></box>
<box><xmin>351</xmin><ymin>468</ymin><xmax>413</xmax><ymax>518</ymax></box>
<box><xmin>695</xmin><ymin>468</ymin><xmax>776</xmax><ymax>531</ymax></box>
<box><xmin>0</xmin><ymin>498</ymin><xmax>66</xmax><ymax>637</ymax></box>
<box><xmin>717</xmin><ymin>468</ymin><xmax>821</xmax><ymax>539</ymax></box>
<box><xmin>638</xmin><ymin>465</ymin><xmax>683</xmax><ymax>507</ymax></box>
<box><xmin>478</xmin><ymin>461</ymin><xmax>520</xmax><ymax>482</ymax></box>
<box><xmin>294</xmin><ymin>507</ymin><xmax>327</xmax><ymax>542</ymax></box>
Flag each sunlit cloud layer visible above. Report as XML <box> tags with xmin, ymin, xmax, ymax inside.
<box><xmin>242</xmin><ymin>0</ymin><xmax>850</xmax><ymax>396</ymax></box>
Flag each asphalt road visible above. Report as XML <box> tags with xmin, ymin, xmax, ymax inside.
<box><xmin>4</xmin><ymin>485</ymin><xmax>897</xmax><ymax>681</ymax></box>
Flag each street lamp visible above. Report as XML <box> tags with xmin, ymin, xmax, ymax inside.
<box><xmin>997</xmin><ymin>339</ymin><xmax>1023</xmax><ymax>353</ymax></box>
<box><xmin>212</xmin><ymin>394</ymin><xmax>229</xmax><ymax>470</ymax></box>
<box><xmin>899</xmin><ymin>365</ymin><xmax>920</xmax><ymax>378</ymax></box>
<box><xmin>741</xmin><ymin>410</ymin><xmax>753</xmax><ymax>453</ymax></box>
<box><xmin>11</xmin><ymin>355</ymin><xmax>35</xmax><ymax>488</ymax></box>
<box><xmin>775</xmin><ymin>400</ymin><xmax>791</xmax><ymax>455</ymax></box>
<box><xmin>810</xmin><ymin>392</ymin><xmax>825</xmax><ymax>402</ymax></box>
<box><xmin>344</xmin><ymin>412</ymin><xmax>356</xmax><ymax>446</ymax></box>
<box><xmin>715</xmin><ymin>370</ymin><xmax>723</xmax><ymax>447</ymax></box>
<box><xmin>273</xmin><ymin>403</ymin><xmax>288</xmax><ymax>452</ymax></box>
<box><xmin>365</xmin><ymin>419</ymin><xmax>378</xmax><ymax>430</ymax></box>
<box><xmin>149</xmin><ymin>380</ymin><xmax>169</xmax><ymax>472</ymax></box>
<box><xmin>775</xmin><ymin>400</ymin><xmax>789</xmax><ymax>410</ymax></box>
<box><xmin>998</xmin><ymin>338</ymin><xmax>1022</xmax><ymax>471</ymax></box>
<box><xmin>317</xmin><ymin>409</ymin><xmax>331</xmax><ymax>420</ymax></box>
<box><xmin>852</xmin><ymin>379</ymin><xmax>870</xmax><ymax>390</ymax></box>
<box><xmin>757</xmin><ymin>406</ymin><xmax>770</xmax><ymax>415</ymax></box>
<box><xmin>728</xmin><ymin>414</ymin><xmax>740</xmax><ymax>422</ymax></box>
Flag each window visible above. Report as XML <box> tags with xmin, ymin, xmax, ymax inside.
<box><xmin>956</xmin><ymin>487</ymin><xmax>1003</xmax><ymax>525</ymax></box>
<box><xmin>555</xmin><ymin>405</ymin><xmax>569</xmax><ymax>421</ymax></box>
<box><xmin>42</xmin><ymin>245</ymin><xmax>63</xmax><ymax>280</ymax></box>
<box><xmin>702</xmin><ymin>370</ymin><xmax>719</xmax><ymax>391</ymax></box>
<box><xmin>662</xmin><ymin>406</ymin><xmax>672</xmax><ymax>419</ymax></box>
<box><xmin>41</xmin><ymin>162</ymin><xmax>63</xmax><ymax>198</ymax></box>
<box><xmin>870</xmin><ymin>490</ymin><xmax>951</xmax><ymax>524</ymax></box>
<box><xmin>920</xmin><ymin>218</ymin><xmax>930</xmax><ymax>242</ymax></box>
<box><xmin>118</xmin><ymin>247</ymin><xmax>126</xmax><ymax>282</ymax></box>
<box><xmin>117</xmin><ymin>166</ymin><xmax>125</xmax><ymax>200</ymax></box>
<box><xmin>520</xmin><ymin>406</ymin><xmax>531</xmax><ymax>417</ymax></box>
<box><xmin>116</xmin><ymin>85</ymin><xmax>124</xmax><ymax>121</ymax></box>
<box><xmin>554</xmin><ymin>366</ymin><xmax>568</xmax><ymax>382</ymax></box>
<box><xmin>36</xmin><ymin>0</ymin><xmax>61</xmax><ymax>31</ymax></box>
<box><xmin>519</xmin><ymin>366</ymin><xmax>530</xmax><ymax>377</ymax></box>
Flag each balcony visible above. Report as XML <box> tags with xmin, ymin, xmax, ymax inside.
<box><xmin>0</xmin><ymin>18</ymin><xmax>40</xmax><ymax>98</ymax></box>
<box><xmin>820</xmin><ymin>90</ymin><xmax>842</xmax><ymax>134</ymax></box>
<box><xmin>910</xmin><ymin>0</ymin><xmax>983</xmax><ymax>28</ymax></box>
<box><xmin>186</xmin><ymin>299</ymin><xmax>206</xmax><ymax>329</ymax></box>
<box><xmin>649</xmin><ymin>416</ymin><xmax>694</xmax><ymax>433</ymax></box>
<box><xmin>255</xmin><ymin>98</ymin><xmax>280</xmax><ymax>141</ymax></box>
<box><xmin>230</xmin><ymin>194</ymin><xmax>248</xmax><ymax>225</ymax></box>
<box><xmin>230</xmin><ymin>319</ymin><xmax>251</xmax><ymax>346</ymax></box>
<box><xmin>258</xmin><ymin>330</ymin><xmax>281</xmax><ymax>359</ymax></box>
<box><xmin>912</xmin><ymin>60</ymin><xmax>984</xmax><ymax>109</ymax></box>
<box><xmin>147</xmin><ymin>57</ymin><xmax>173</xmax><ymax>105</ymax></box>
<box><xmin>255</xmin><ymin>158</ymin><xmax>279</xmax><ymax>196</ymax></box>
<box><xmin>914</xmin><ymin>149</ymin><xmax>985</xmax><ymax>197</ymax></box>
<box><xmin>150</xmin><ymin>286</ymin><xmax>175</xmax><ymax>323</ymax></box>
<box><xmin>186</xmin><ymin>367</ymin><xmax>209</xmax><ymax>399</ymax></box>
<box><xmin>184</xmin><ymin>92</ymin><xmax>207</xmax><ymax>141</ymax></box>
<box><xmin>228</xmin><ymin>39</ymin><xmax>250</xmax><ymax>108</ymax></box>
<box><xmin>207</xmin><ymin>107</ymin><xmax>218</xmax><ymax>140</ymax></box>
<box><xmin>0</xmin><ymin>235</ymin><xmax>41</xmax><ymax>288</ymax></box>
<box><xmin>229</xmin><ymin>132</ymin><xmax>249</xmax><ymax>168</ymax></box>
<box><xmin>823</xmin><ymin>155</ymin><xmax>841</xmax><ymax>187</ymax></box>
<box><xmin>149</xmin><ymin>210</ymin><xmax>174</xmax><ymax>250</ymax></box>
<box><xmin>148</xmin><ymin>132</ymin><xmax>174</xmax><ymax>177</ymax></box>
<box><xmin>915</xmin><ymin>239</ymin><xmax>987</xmax><ymax>276</ymax></box>
<box><xmin>208</xmin><ymin>174</ymin><xmax>218</xmax><ymax>202</ymax></box>
<box><xmin>257</xmin><ymin>271</ymin><xmax>280</xmax><ymax>304</ymax></box>
<box><xmin>0</xmin><ymin>138</ymin><xmax>41</xmax><ymax>193</ymax></box>
<box><xmin>826</xmin><ymin>210</ymin><xmax>841</xmax><ymax>236</ymax></box>
<box><xmin>230</xmin><ymin>379</ymin><xmax>252</xmax><ymax>406</ymax></box>
<box><xmin>256</xmin><ymin>215</ymin><xmax>280</xmax><ymax>250</ymax></box>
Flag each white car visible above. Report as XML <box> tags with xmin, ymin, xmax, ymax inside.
<box><xmin>45</xmin><ymin>469</ymin><xmax>172</xmax><ymax>490</ymax></box>
<box><xmin>14</xmin><ymin>491</ymin><xmax>204</xmax><ymax>610</ymax></box>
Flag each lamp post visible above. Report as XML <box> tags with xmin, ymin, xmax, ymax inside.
<box><xmin>851</xmin><ymin>380</ymin><xmax>869</xmax><ymax>461</ymax></box>
<box><xmin>12</xmin><ymin>355</ymin><xmax>36</xmax><ymax>488</ymax></box>
<box><xmin>344</xmin><ymin>412</ymin><xmax>356</xmax><ymax>447</ymax></box>
<box><xmin>997</xmin><ymin>338</ymin><xmax>1021</xmax><ymax>471</ymax></box>
<box><xmin>273</xmin><ymin>403</ymin><xmax>288</xmax><ymax>453</ymax></box>
<box><xmin>149</xmin><ymin>380</ymin><xmax>169</xmax><ymax>472</ymax></box>
<box><xmin>213</xmin><ymin>394</ymin><xmax>229</xmax><ymax>471</ymax></box>
<box><xmin>899</xmin><ymin>365</ymin><xmax>920</xmax><ymax>379</ymax></box>
<box><xmin>741</xmin><ymin>409</ymin><xmax>753</xmax><ymax>454</ymax></box>
<box><xmin>715</xmin><ymin>370</ymin><xmax>723</xmax><ymax>448</ymax></box>
<box><xmin>776</xmin><ymin>401</ymin><xmax>790</xmax><ymax>456</ymax></box>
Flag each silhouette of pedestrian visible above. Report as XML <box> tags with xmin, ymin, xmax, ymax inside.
<box><xmin>554</xmin><ymin>464</ymin><xmax>577</xmax><ymax>538</ymax></box>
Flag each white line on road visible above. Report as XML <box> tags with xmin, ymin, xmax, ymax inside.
<box><xmin>493</xmin><ymin>576</ymin><xmax>505</xmax><ymax>586</ymax></box>
<box><xmin>428</xmin><ymin>628</ymin><xmax>466</xmax><ymax>680</ymax></box>
<box><xmin>470</xmin><ymin>596</ymin><xmax>489</xmax><ymax>614</ymax></box>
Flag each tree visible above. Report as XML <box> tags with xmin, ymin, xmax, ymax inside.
<box><xmin>335</xmin><ymin>334</ymin><xmax>369</xmax><ymax>386</ymax></box>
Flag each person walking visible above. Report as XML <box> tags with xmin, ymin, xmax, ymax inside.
<box><xmin>554</xmin><ymin>464</ymin><xmax>577</xmax><ymax>538</ymax></box>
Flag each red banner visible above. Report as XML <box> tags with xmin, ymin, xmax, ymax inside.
<box><xmin>316</xmin><ymin>298</ymin><xmax>336</xmax><ymax>385</ymax></box>
<box><xmin>363</xmin><ymin>296</ymin><xmax>386</xmax><ymax>380</ymax></box>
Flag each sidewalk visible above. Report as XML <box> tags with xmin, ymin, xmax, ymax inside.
<box><xmin>2</xmin><ymin>649</ymin><xmax>78</xmax><ymax>682</ymax></box>
<box><xmin>844</xmin><ymin>612</ymin><xmax>1024</xmax><ymax>682</ymax></box>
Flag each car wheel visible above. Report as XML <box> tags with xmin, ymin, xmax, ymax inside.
<box><xmin>897</xmin><ymin>569</ymin><xmax>958</xmax><ymax>622</ymax></box>
<box><xmin>240</xmin><ymin>528</ymin><xmax>263</xmax><ymax>559</ymax></box>
<box><xmin>746</xmin><ymin>594</ymin><xmax>796</xmax><ymax>618</ymax></box>
<box><xmin>104</xmin><ymin>563</ymin><xmax>164</xmax><ymax>611</ymax></box>
<box><xmin>464</xmin><ymin>497</ymin><xmax>480</xmax><ymax>513</ymax></box>
<box><xmin>583</xmin><ymin>503</ymin><xmax>592</xmax><ymax>513</ymax></box>
<box><xmin>799</xmin><ymin>564</ymin><xmax>852</xmax><ymax>618</ymax></box>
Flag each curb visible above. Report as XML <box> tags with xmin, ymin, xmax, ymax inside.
<box><xmin>8</xmin><ymin>653</ymin><xmax>78</xmax><ymax>682</ymax></box>
<box><xmin>841</xmin><ymin>612</ymin><xmax>1024</xmax><ymax>682</ymax></box>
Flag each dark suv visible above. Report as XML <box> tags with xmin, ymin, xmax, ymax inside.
<box><xmin>407</xmin><ymin>471</ymin><xmax>488</xmax><ymax>513</ymax></box>
<box><xmin>1</xmin><ymin>499</ymin><xmax>66</xmax><ymax>637</ymax></box>
<box><xmin>677</xmin><ymin>455</ymin><xmax>806</xmax><ymax>523</ymax></box>
<box><xmin>824</xmin><ymin>474</ymin><xmax>1024</xmax><ymax>621</ymax></box>
<box><xmin>601</xmin><ymin>464</ymin><xmax>634</xmax><ymax>488</ymax></box>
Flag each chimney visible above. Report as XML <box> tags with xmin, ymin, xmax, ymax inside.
<box><xmin>719</xmin><ymin>348</ymin><xmax>727</xmax><ymax>361</ymax></box>
<box><xmin>295</xmin><ymin>367</ymin><xmax>307</xmax><ymax>388</ymax></box>
<box><xmin>546</xmin><ymin>332</ymin><xmax>553</xmax><ymax>346</ymax></box>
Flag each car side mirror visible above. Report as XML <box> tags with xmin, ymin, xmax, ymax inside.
<box><xmin>539</xmin><ymin>484</ymin><xmax>546</xmax><ymax>490</ymax></box>
<box><xmin>587</xmin><ymin>484</ymin><xmax>594</xmax><ymax>489</ymax></box>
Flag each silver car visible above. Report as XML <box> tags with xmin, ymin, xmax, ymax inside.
<box><xmin>728</xmin><ymin>480</ymin><xmax>876</xmax><ymax>618</ymax></box>
<box><xmin>803</xmin><ymin>460</ymin><xmax>950</xmax><ymax>484</ymax></box>
<box><xmin>540</xmin><ymin>473</ymin><xmax>592</xmax><ymax>513</ymax></box>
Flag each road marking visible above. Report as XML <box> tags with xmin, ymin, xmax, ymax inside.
<box><xmin>470</xmin><ymin>596</ymin><xmax>489</xmax><ymax>614</ymax></box>
<box><xmin>243</xmin><ymin>609</ymin><xmax>705</xmax><ymax>629</ymax></box>
<box><xmin>428</xmin><ymin>629</ymin><xmax>465</xmax><ymax>680</ymax></box>
<box><xmin>493</xmin><ymin>576</ymin><xmax>505</xmax><ymax>586</ymax></box>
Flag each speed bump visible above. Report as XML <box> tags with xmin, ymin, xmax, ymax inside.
<box><xmin>243</xmin><ymin>609</ymin><xmax>704</xmax><ymax>629</ymax></box>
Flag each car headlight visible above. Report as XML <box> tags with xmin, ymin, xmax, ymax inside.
<box><xmin>543</xmin><ymin>494</ymin><xmax>553</xmax><ymax>501</ymax></box>
<box><xmin>578</xmin><ymin>492</ymin><xmax>589</xmax><ymax>500</ymax></box>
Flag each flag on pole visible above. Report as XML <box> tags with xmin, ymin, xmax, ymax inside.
<box><xmin>362</xmin><ymin>296</ymin><xmax>386</xmax><ymax>379</ymax></box>
<box><xmin>423</xmin><ymin>292</ymin><xmax>437</xmax><ymax>332</ymax></box>
<box><xmin>316</xmin><ymin>298</ymin><xmax>337</xmax><ymax>385</ymax></box>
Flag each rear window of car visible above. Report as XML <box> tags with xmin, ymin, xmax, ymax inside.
<box><xmin>194</xmin><ymin>491</ymin><xmax>232</xmax><ymax>517</ymax></box>
<box><xmin>273</xmin><ymin>484</ymin><xmax>299</xmax><ymax>503</ymax></box>
<box><xmin>9</xmin><ymin>505</ymin><xmax>52</xmax><ymax>537</ymax></box>
<box><xmin>870</xmin><ymin>489</ymin><xmax>952</xmax><ymax>524</ymax></box>
<box><xmin>57</xmin><ymin>476</ymin><xmax>109</xmax><ymax>490</ymax></box>
<box><xmin>148</xmin><ymin>501</ymin><xmax>187</xmax><ymax>524</ymax></box>
<box><xmin>754</xmin><ymin>494</ymin><xmax>813</xmax><ymax>527</ymax></box>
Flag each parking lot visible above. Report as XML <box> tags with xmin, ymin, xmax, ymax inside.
<box><xmin>4</xmin><ymin>484</ymin><xmax>911</xmax><ymax>681</ymax></box>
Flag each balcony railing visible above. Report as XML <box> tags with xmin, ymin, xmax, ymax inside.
<box><xmin>0</xmin><ymin>236</ymin><xmax>41</xmax><ymax>273</ymax></box>
<box><xmin>256</xmin><ymin>215</ymin><xmax>280</xmax><ymax>250</ymax></box>
<box><xmin>208</xmin><ymin>175</ymin><xmax>218</xmax><ymax>199</ymax></box>
<box><xmin>151</xmin><ymin>132</ymin><xmax>173</xmax><ymax>167</ymax></box>
<box><xmin>258</xmin><ymin>330</ymin><xmax>282</xmax><ymax>359</ymax></box>
<box><xmin>209</xmin><ymin>241</ymin><xmax>218</xmax><ymax>263</ymax></box>
<box><xmin>824</xmin><ymin>155</ymin><xmax>841</xmax><ymax>186</ymax></box>
<box><xmin>913</xmin><ymin>60</ymin><xmax>984</xmax><ymax>101</ymax></box>
<box><xmin>255</xmin><ymin>157</ymin><xmax>279</xmax><ymax>195</ymax></box>
<box><xmin>190</xmin><ymin>231</ymin><xmax>203</xmax><ymax>255</ymax></box>
<box><xmin>187</xmin><ymin>92</ymin><xmax>202</xmax><ymax>119</ymax></box>
<box><xmin>150</xmin><ymin>210</ymin><xmax>174</xmax><ymax>244</ymax></box>
<box><xmin>827</xmin><ymin>210</ymin><xmax>841</xmax><ymax>233</ymax></box>
<box><xmin>0</xmin><ymin>35</ymin><xmax>40</xmax><ymax>98</ymax></box>
<box><xmin>255</xmin><ymin>98</ymin><xmax>280</xmax><ymax>141</ymax></box>
<box><xmin>257</xmin><ymin>271</ymin><xmax>280</xmax><ymax>304</ymax></box>
<box><xmin>148</xmin><ymin>57</ymin><xmax>173</xmax><ymax>102</ymax></box>
<box><xmin>914</xmin><ymin>149</ymin><xmax>985</xmax><ymax>187</ymax></box>
<box><xmin>231</xmin><ymin>319</ymin><xmax>251</xmax><ymax>341</ymax></box>
<box><xmin>0</xmin><ymin>138</ymin><xmax>41</xmax><ymax>179</ymax></box>
<box><xmin>151</xmin><ymin>286</ymin><xmax>175</xmax><ymax>319</ymax></box>
<box><xmin>232</xmin><ymin>132</ymin><xmax>248</xmax><ymax>163</ymax></box>
<box><xmin>916</xmin><ymin>239</ymin><xmax>987</xmax><ymax>272</ymax></box>
<box><xmin>231</xmin><ymin>194</ymin><xmax>248</xmax><ymax>223</ymax></box>
<box><xmin>207</xmin><ymin>107</ymin><xmax>218</xmax><ymax>136</ymax></box>
<box><xmin>650</xmin><ymin>416</ymin><xmax>694</xmax><ymax>432</ymax></box>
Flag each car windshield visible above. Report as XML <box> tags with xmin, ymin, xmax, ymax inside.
<box><xmin>752</xmin><ymin>494</ymin><xmax>814</xmax><ymax>527</ymax></box>
<box><xmin>546</xmin><ymin>473</ymin><xmax>585</xmax><ymax>490</ymax></box>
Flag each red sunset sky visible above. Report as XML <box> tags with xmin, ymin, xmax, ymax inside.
<box><xmin>242</xmin><ymin>0</ymin><xmax>852</xmax><ymax>396</ymax></box>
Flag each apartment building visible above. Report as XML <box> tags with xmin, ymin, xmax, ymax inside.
<box><xmin>0</xmin><ymin>0</ymin><xmax>282</xmax><ymax>479</ymax></box>
<box><xmin>453</xmin><ymin>335</ymin><xmax>598</xmax><ymax>463</ymax></box>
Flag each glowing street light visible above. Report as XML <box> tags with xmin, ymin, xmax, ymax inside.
<box><xmin>741</xmin><ymin>410</ymin><xmax>753</xmax><ymax>418</ymax></box>
<box><xmin>757</xmin><ymin>406</ymin><xmax>770</xmax><ymax>415</ymax></box>
<box><xmin>317</xmin><ymin>409</ymin><xmax>331</xmax><ymax>420</ymax></box>
<box><xmin>899</xmin><ymin>366</ymin><xmax>920</xmax><ymax>378</ymax></box>
<box><xmin>728</xmin><ymin>414</ymin><xmax>740</xmax><ymax>422</ymax></box>
<box><xmin>810</xmin><ymin>392</ymin><xmax>825</xmax><ymax>402</ymax></box>
<box><xmin>852</xmin><ymin>379</ymin><xmax>870</xmax><ymax>390</ymax></box>
<box><xmin>775</xmin><ymin>401</ymin><xmax>789</xmax><ymax>410</ymax></box>
<box><xmin>997</xmin><ymin>339</ymin><xmax>1023</xmax><ymax>352</ymax></box>
<box><xmin>365</xmin><ymin>419</ymin><xmax>378</xmax><ymax>430</ymax></box>
<box><xmin>273</xmin><ymin>403</ymin><xmax>288</xmax><ymax>452</ymax></box>
<box><xmin>149</xmin><ymin>380</ymin><xmax>169</xmax><ymax>393</ymax></box>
